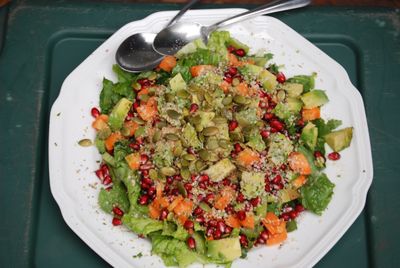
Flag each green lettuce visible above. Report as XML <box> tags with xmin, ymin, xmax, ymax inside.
<box><xmin>313</xmin><ymin>119</ymin><xmax>342</xmax><ymax>154</ymax></box>
<box><xmin>99</xmin><ymin>78</ymin><xmax>135</xmax><ymax>114</ymax></box>
<box><xmin>98</xmin><ymin>181</ymin><xmax>129</xmax><ymax>213</ymax></box>
<box><xmin>122</xmin><ymin>215</ymin><xmax>163</xmax><ymax>236</ymax></box>
<box><xmin>113</xmin><ymin>140</ymin><xmax>133</xmax><ymax>162</ymax></box>
<box><xmin>287</xmin><ymin>74</ymin><xmax>315</xmax><ymax>93</ymax></box>
<box><xmin>300</xmin><ymin>173</ymin><xmax>335</xmax><ymax>215</ymax></box>
<box><xmin>162</xmin><ymin>221</ymin><xmax>189</xmax><ymax>241</ymax></box>
<box><xmin>246</xmin><ymin>128</ymin><xmax>266</xmax><ymax>152</ymax></box>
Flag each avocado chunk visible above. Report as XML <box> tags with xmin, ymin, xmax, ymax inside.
<box><xmin>273</xmin><ymin>103</ymin><xmax>291</xmax><ymax>120</ymax></box>
<box><xmin>287</xmin><ymin>74</ymin><xmax>315</xmax><ymax>93</ymax></box>
<box><xmin>301</xmin><ymin>90</ymin><xmax>329</xmax><ymax>109</ymax></box>
<box><xmin>205</xmin><ymin>158</ymin><xmax>236</xmax><ymax>182</ymax></box>
<box><xmin>301</xmin><ymin>122</ymin><xmax>318</xmax><ymax>150</ymax></box>
<box><xmin>240</xmin><ymin>171</ymin><xmax>266</xmax><ymax>199</ymax></box>
<box><xmin>259</xmin><ymin>69</ymin><xmax>278</xmax><ymax>91</ymax></box>
<box><xmin>108</xmin><ymin>97</ymin><xmax>132</xmax><ymax>131</ymax></box>
<box><xmin>283</xmin><ymin>83</ymin><xmax>303</xmax><ymax>97</ymax></box>
<box><xmin>227</xmin><ymin>37</ymin><xmax>250</xmax><ymax>53</ymax></box>
<box><xmin>207</xmin><ymin>237</ymin><xmax>241</xmax><ymax>262</ymax></box>
<box><xmin>169</xmin><ymin>73</ymin><xmax>187</xmax><ymax>91</ymax></box>
<box><xmin>240</xmin><ymin>64</ymin><xmax>263</xmax><ymax>76</ymax></box>
<box><xmin>279</xmin><ymin>188</ymin><xmax>300</xmax><ymax>203</ymax></box>
<box><xmin>287</xmin><ymin>97</ymin><xmax>303</xmax><ymax>113</ymax></box>
<box><xmin>324</xmin><ymin>127</ymin><xmax>353</xmax><ymax>152</ymax></box>
<box><xmin>192</xmin><ymin>232</ymin><xmax>206</xmax><ymax>254</ymax></box>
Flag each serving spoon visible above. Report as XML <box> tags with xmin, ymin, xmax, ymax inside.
<box><xmin>116</xmin><ymin>0</ymin><xmax>199</xmax><ymax>72</ymax></box>
<box><xmin>153</xmin><ymin>0</ymin><xmax>311</xmax><ymax>56</ymax></box>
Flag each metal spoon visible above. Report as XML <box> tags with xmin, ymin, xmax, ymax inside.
<box><xmin>153</xmin><ymin>0</ymin><xmax>311</xmax><ymax>56</ymax></box>
<box><xmin>116</xmin><ymin>0</ymin><xmax>199</xmax><ymax>72</ymax></box>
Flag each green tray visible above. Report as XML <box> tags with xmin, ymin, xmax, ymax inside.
<box><xmin>0</xmin><ymin>1</ymin><xmax>399</xmax><ymax>267</ymax></box>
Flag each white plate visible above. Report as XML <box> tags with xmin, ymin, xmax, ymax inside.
<box><xmin>49</xmin><ymin>8</ymin><xmax>373</xmax><ymax>268</ymax></box>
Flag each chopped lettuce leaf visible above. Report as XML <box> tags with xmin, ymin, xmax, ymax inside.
<box><xmin>300</xmin><ymin>173</ymin><xmax>335</xmax><ymax>215</ymax></box>
<box><xmin>287</xmin><ymin>74</ymin><xmax>315</xmax><ymax>93</ymax></box>
<box><xmin>122</xmin><ymin>215</ymin><xmax>163</xmax><ymax>236</ymax></box>
<box><xmin>162</xmin><ymin>221</ymin><xmax>189</xmax><ymax>241</ymax></box>
<box><xmin>246</xmin><ymin>128</ymin><xmax>266</xmax><ymax>152</ymax></box>
<box><xmin>112</xmin><ymin>64</ymin><xmax>135</xmax><ymax>83</ymax></box>
<box><xmin>98</xmin><ymin>181</ymin><xmax>129</xmax><ymax>213</ymax></box>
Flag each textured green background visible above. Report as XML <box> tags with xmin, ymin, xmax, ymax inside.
<box><xmin>0</xmin><ymin>1</ymin><xmax>399</xmax><ymax>267</ymax></box>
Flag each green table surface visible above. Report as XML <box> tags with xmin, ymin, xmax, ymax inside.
<box><xmin>0</xmin><ymin>1</ymin><xmax>399</xmax><ymax>267</ymax></box>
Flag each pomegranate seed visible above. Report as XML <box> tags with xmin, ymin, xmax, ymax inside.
<box><xmin>129</xmin><ymin>142</ymin><xmax>140</xmax><ymax>150</ymax></box>
<box><xmin>141</xmin><ymin>170</ymin><xmax>149</xmax><ymax>177</ymax></box>
<box><xmin>101</xmin><ymin>164</ymin><xmax>109</xmax><ymax>174</ymax></box>
<box><xmin>260</xmin><ymin>129</ymin><xmax>270</xmax><ymax>138</ymax></box>
<box><xmin>159</xmin><ymin>208</ymin><xmax>168</xmax><ymax>220</ymax></box>
<box><xmin>276</xmin><ymin>72</ymin><xmax>286</xmax><ymax>83</ymax></box>
<box><xmin>196</xmin><ymin>215</ymin><xmax>205</xmax><ymax>223</ymax></box>
<box><xmin>171</xmin><ymin>188</ymin><xmax>179</xmax><ymax>196</ymax></box>
<box><xmin>225</xmin><ymin>226</ymin><xmax>233</xmax><ymax>234</ymax></box>
<box><xmin>208</xmin><ymin>219</ymin><xmax>217</xmax><ymax>227</ymax></box>
<box><xmin>231</xmin><ymin>184</ymin><xmax>238</xmax><ymax>190</ymax></box>
<box><xmin>256</xmin><ymin>237</ymin><xmax>266</xmax><ymax>245</ymax></box>
<box><xmin>250</xmin><ymin>197</ymin><xmax>261</xmax><ymax>207</ymax></box>
<box><xmin>105</xmin><ymin>186</ymin><xmax>113</xmax><ymax>191</ymax></box>
<box><xmin>260</xmin><ymin>230</ymin><xmax>269</xmax><ymax>241</ymax></box>
<box><xmin>235</xmin><ymin>48</ymin><xmax>245</xmax><ymax>57</ymax></box>
<box><xmin>103</xmin><ymin>176</ymin><xmax>112</xmax><ymax>185</ymax></box>
<box><xmin>227</xmin><ymin>67</ymin><xmax>238</xmax><ymax>76</ymax></box>
<box><xmin>295</xmin><ymin>204</ymin><xmax>305</xmax><ymax>212</ymax></box>
<box><xmin>236</xmin><ymin>193</ymin><xmax>245</xmax><ymax>203</ymax></box>
<box><xmin>281</xmin><ymin>213</ymin><xmax>290</xmax><ymax>221</ymax></box>
<box><xmin>244</xmin><ymin>202</ymin><xmax>252</xmax><ymax>212</ymax></box>
<box><xmin>289</xmin><ymin>210</ymin><xmax>299</xmax><ymax>219</ymax></box>
<box><xmin>148</xmin><ymin>186</ymin><xmax>156</xmax><ymax>196</ymax></box>
<box><xmin>225</xmin><ymin>204</ymin><xmax>234</xmax><ymax>214</ymax></box>
<box><xmin>314</xmin><ymin>151</ymin><xmax>323</xmax><ymax>158</ymax></box>
<box><xmin>214</xmin><ymin>229</ymin><xmax>222</xmax><ymax>239</ymax></box>
<box><xmin>184</xmin><ymin>220</ymin><xmax>194</xmax><ymax>230</ymax></box>
<box><xmin>112</xmin><ymin>207</ymin><xmax>124</xmax><ymax>217</ymax></box>
<box><xmin>276</xmin><ymin>182</ymin><xmax>284</xmax><ymax>190</ymax></box>
<box><xmin>224</xmin><ymin>76</ymin><xmax>233</xmax><ymax>83</ymax></box>
<box><xmin>228</xmin><ymin>120</ymin><xmax>238</xmax><ymax>131</ymax></box>
<box><xmin>112</xmin><ymin>217</ymin><xmax>122</xmax><ymax>226</ymax></box>
<box><xmin>206</xmin><ymin>227</ymin><xmax>214</xmax><ymax>237</ymax></box>
<box><xmin>166</xmin><ymin>176</ymin><xmax>173</xmax><ymax>184</ymax></box>
<box><xmin>265</xmin><ymin>184</ymin><xmax>272</xmax><ymax>192</ymax></box>
<box><xmin>91</xmin><ymin>107</ymin><xmax>100</xmax><ymax>118</ymax></box>
<box><xmin>328</xmin><ymin>152</ymin><xmax>341</xmax><ymax>161</ymax></box>
<box><xmin>297</xmin><ymin>118</ymin><xmax>305</xmax><ymax>127</ymax></box>
<box><xmin>270</xmin><ymin>119</ymin><xmax>284</xmax><ymax>131</ymax></box>
<box><xmin>198</xmin><ymin>182</ymin><xmax>207</xmax><ymax>189</ymax></box>
<box><xmin>263</xmin><ymin>112</ymin><xmax>274</xmax><ymax>121</ymax></box>
<box><xmin>233</xmin><ymin>143</ymin><xmax>242</xmax><ymax>153</ymax></box>
<box><xmin>140</xmin><ymin>154</ymin><xmax>149</xmax><ymax>164</ymax></box>
<box><xmin>197</xmin><ymin>194</ymin><xmax>204</xmax><ymax>201</ymax></box>
<box><xmin>142</xmin><ymin>177</ymin><xmax>152</xmax><ymax>185</ymax></box>
<box><xmin>133</xmin><ymin>101</ymin><xmax>140</xmax><ymax>110</ymax></box>
<box><xmin>138</xmin><ymin>78</ymin><xmax>150</xmax><ymax>87</ymax></box>
<box><xmin>227</xmin><ymin>46</ymin><xmax>236</xmax><ymax>53</ymax></box>
<box><xmin>163</xmin><ymin>185</ymin><xmax>170</xmax><ymax>192</ymax></box>
<box><xmin>193</xmin><ymin>206</ymin><xmax>203</xmax><ymax>216</ymax></box>
<box><xmin>237</xmin><ymin>210</ymin><xmax>246</xmax><ymax>221</ymax></box>
<box><xmin>187</xmin><ymin>237</ymin><xmax>196</xmax><ymax>249</ymax></box>
<box><xmin>190</xmin><ymin>103</ymin><xmax>199</xmax><ymax>113</ymax></box>
<box><xmin>95</xmin><ymin>169</ymin><xmax>104</xmax><ymax>181</ymax></box>
<box><xmin>199</xmin><ymin>174</ymin><xmax>209</xmax><ymax>183</ymax></box>
<box><xmin>205</xmin><ymin>193</ymin><xmax>215</xmax><ymax>203</ymax></box>
<box><xmin>173</xmin><ymin>174</ymin><xmax>182</xmax><ymax>181</ymax></box>
<box><xmin>239</xmin><ymin>234</ymin><xmax>248</xmax><ymax>247</ymax></box>
<box><xmin>217</xmin><ymin>221</ymin><xmax>226</xmax><ymax>233</ymax></box>
<box><xmin>259</xmin><ymin>101</ymin><xmax>268</xmax><ymax>109</ymax></box>
<box><xmin>138</xmin><ymin>195</ymin><xmax>149</xmax><ymax>205</ymax></box>
<box><xmin>184</xmin><ymin>183</ymin><xmax>193</xmax><ymax>191</ymax></box>
<box><xmin>272</xmin><ymin>175</ymin><xmax>282</xmax><ymax>184</ymax></box>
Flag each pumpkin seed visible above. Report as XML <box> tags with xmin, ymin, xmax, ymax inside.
<box><xmin>218</xmin><ymin>139</ymin><xmax>231</xmax><ymax>149</ymax></box>
<box><xmin>177</xmin><ymin>181</ymin><xmax>187</xmax><ymax>197</ymax></box>
<box><xmin>149</xmin><ymin>169</ymin><xmax>159</xmax><ymax>180</ymax></box>
<box><xmin>195</xmin><ymin>123</ymin><xmax>203</xmax><ymax>132</ymax></box>
<box><xmin>97</xmin><ymin>127</ymin><xmax>111</xmax><ymax>140</ymax></box>
<box><xmin>199</xmin><ymin>149</ymin><xmax>210</xmax><ymax>161</ymax></box>
<box><xmin>121</xmin><ymin>127</ymin><xmax>131</xmax><ymax>137</ymax></box>
<box><xmin>230</xmin><ymin>131</ymin><xmax>244</xmax><ymax>142</ymax></box>
<box><xmin>181</xmin><ymin>168</ymin><xmax>190</xmax><ymax>180</ymax></box>
<box><xmin>232</xmin><ymin>78</ymin><xmax>240</xmax><ymax>86</ymax></box>
<box><xmin>161</xmin><ymin>167</ymin><xmax>176</xmax><ymax>176</ymax></box>
<box><xmin>204</xmin><ymin>92</ymin><xmax>213</xmax><ymax>104</ymax></box>
<box><xmin>152</xmin><ymin>131</ymin><xmax>161</xmax><ymax>142</ymax></box>
<box><xmin>165</xmin><ymin>133</ymin><xmax>179</xmax><ymax>141</ymax></box>
<box><xmin>206</xmin><ymin>137</ymin><xmax>219</xmax><ymax>150</ymax></box>
<box><xmin>181</xmin><ymin>159</ymin><xmax>190</xmax><ymax>167</ymax></box>
<box><xmin>132</xmin><ymin>117</ymin><xmax>145</xmax><ymax>125</ymax></box>
<box><xmin>148</xmin><ymin>72</ymin><xmax>157</xmax><ymax>81</ymax></box>
<box><xmin>198</xmin><ymin>133</ymin><xmax>205</xmax><ymax>143</ymax></box>
<box><xmin>222</xmin><ymin>95</ymin><xmax>233</xmax><ymax>105</ymax></box>
<box><xmin>191</xmin><ymin>115</ymin><xmax>202</xmax><ymax>125</ymax></box>
<box><xmin>233</xmin><ymin>95</ymin><xmax>249</xmax><ymax>105</ymax></box>
<box><xmin>195</xmin><ymin>160</ymin><xmax>207</xmax><ymax>172</ymax></box>
<box><xmin>138</xmin><ymin>94</ymin><xmax>149</xmax><ymax>102</ymax></box>
<box><xmin>177</xmin><ymin>90</ymin><xmax>190</xmax><ymax>98</ymax></box>
<box><xmin>157</xmin><ymin>121</ymin><xmax>167</xmax><ymax>129</ymax></box>
<box><xmin>203</xmin><ymin>126</ymin><xmax>219</xmax><ymax>136</ymax></box>
<box><xmin>183</xmin><ymin>154</ymin><xmax>196</xmax><ymax>161</ymax></box>
<box><xmin>165</xmin><ymin>93</ymin><xmax>175</xmax><ymax>103</ymax></box>
<box><xmin>167</xmin><ymin>109</ymin><xmax>181</xmax><ymax>120</ymax></box>
<box><xmin>132</xmin><ymin>82</ymin><xmax>141</xmax><ymax>91</ymax></box>
<box><xmin>277</xmin><ymin>90</ymin><xmax>286</xmax><ymax>102</ymax></box>
<box><xmin>213</xmin><ymin>116</ymin><xmax>227</xmax><ymax>125</ymax></box>
<box><xmin>78</xmin><ymin>139</ymin><xmax>92</xmax><ymax>147</ymax></box>
<box><xmin>173</xmin><ymin>143</ymin><xmax>183</xmax><ymax>156</ymax></box>
<box><xmin>199</xmin><ymin>202</ymin><xmax>211</xmax><ymax>212</ymax></box>
<box><xmin>208</xmin><ymin>152</ymin><xmax>219</xmax><ymax>162</ymax></box>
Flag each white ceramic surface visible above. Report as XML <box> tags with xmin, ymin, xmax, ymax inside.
<box><xmin>49</xmin><ymin>9</ymin><xmax>373</xmax><ymax>268</ymax></box>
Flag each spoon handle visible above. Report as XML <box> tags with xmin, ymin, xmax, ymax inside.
<box><xmin>207</xmin><ymin>0</ymin><xmax>311</xmax><ymax>32</ymax></box>
<box><xmin>167</xmin><ymin>0</ymin><xmax>200</xmax><ymax>27</ymax></box>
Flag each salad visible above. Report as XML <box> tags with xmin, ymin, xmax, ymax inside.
<box><xmin>89</xmin><ymin>31</ymin><xmax>353</xmax><ymax>267</ymax></box>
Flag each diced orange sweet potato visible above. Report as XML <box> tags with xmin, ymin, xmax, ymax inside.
<box><xmin>123</xmin><ymin>121</ymin><xmax>139</xmax><ymax>137</ymax></box>
<box><xmin>292</xmin><ymin>175</ymin><xmax>307</xmax><ymax>188</ymax></box>
<box><xmin>125</xmin><ymin>152</ymin><xmax>140</xmax><ymax>170</ymax></box>
<box><xmin>240</xmin><ymin>213</ymin><xmax>255</xmax><ymax>229</ymax></box>
<box><xmin>158</xmin><ymin>55</ymin><xmax>177</xmax><ymax>72</ymax></box>
<box><xmin>137</xmin><ymin>96</ymin><xmax>157</xmax><ymax>121</ymax></box>
<box><xmin>302</xmin><ymin>107</ymin><xmax>320</xmax><ymax>121</ymax></box>
<box><xmin>190</xmin><ymin>65</ymin><xmax>215</xmax><ymax>77</ymax></box>
<box><xmin>214</xmin><ymin>187</ymin><xmax>235</xmax><ymax>210</ymax></box>
<box><xmin>267</xmin><ymin>232</ymin><xmax>287</xmax><ymax>246</ymax></box>
<box><xmin>288</xmin><ymin>152</ymin><xmax>312</xmax><ymax>175</ymax></box>
<box><xmin>225</xmin><ymin>215</ymin><xmax>241</xmax><ymax>228</ymax></box>
<box><xmin>236</xmin><ymin>82</ymin><xmax>249</xmax><ymax>96</ymax></box>
<box><xmin>237</xmin><ymin>148</ymin><xmax>260</xmax><ymax>167</ymax></box>
<box><xmin>92</xmin><ymin>114</ymin><xmax>109</xmax><ymax>130</ymax></box>
<box><xmin>105</xmin><ymin>131</ymin><xmax>123</xmax><ymax>151</ymax></box>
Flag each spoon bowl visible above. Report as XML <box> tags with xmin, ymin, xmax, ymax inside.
<box><xmin>153</xmin><ymin>0</ymin><xmax>311</xmax><ymax>56</ymax></box>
